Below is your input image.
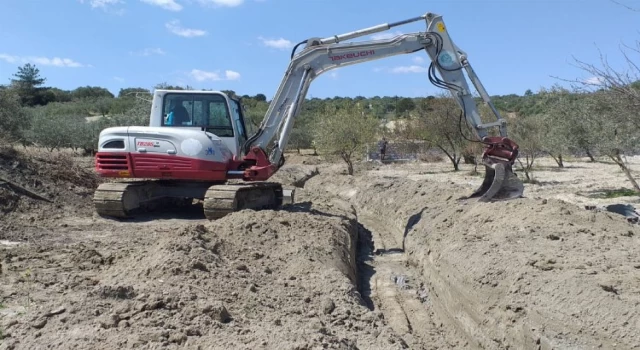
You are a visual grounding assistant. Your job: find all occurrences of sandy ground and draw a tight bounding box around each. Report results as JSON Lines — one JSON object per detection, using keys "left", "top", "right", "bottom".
{"left": 1, "top": 148, "right": 640, "bottom": 349}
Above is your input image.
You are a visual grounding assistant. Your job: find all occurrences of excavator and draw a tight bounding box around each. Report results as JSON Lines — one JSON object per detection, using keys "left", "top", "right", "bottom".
{"left": 92, "top": 12, "right": 524, "bottom": 220}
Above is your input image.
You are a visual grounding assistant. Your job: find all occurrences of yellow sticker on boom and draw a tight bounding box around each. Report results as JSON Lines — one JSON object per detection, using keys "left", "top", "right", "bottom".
{"left": 118, "top": 170, "right": 130, "bottom": 177}
{"left": 437, "top": 22, "right": 445, "bottom": 32}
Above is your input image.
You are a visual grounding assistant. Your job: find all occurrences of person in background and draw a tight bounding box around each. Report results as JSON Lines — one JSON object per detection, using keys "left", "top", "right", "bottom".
{"left": 379, "top": 137, "right": 388, "bottom": 161}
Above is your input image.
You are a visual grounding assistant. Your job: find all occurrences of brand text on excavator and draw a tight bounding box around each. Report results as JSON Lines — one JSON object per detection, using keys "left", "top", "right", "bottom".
{"left": 329, "top": 50, "right": 375, "bottom": 61}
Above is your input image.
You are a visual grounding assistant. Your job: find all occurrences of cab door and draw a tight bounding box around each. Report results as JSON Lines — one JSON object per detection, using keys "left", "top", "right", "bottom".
{"left": 228, "top": 98, "right": 248, "bottom": 155}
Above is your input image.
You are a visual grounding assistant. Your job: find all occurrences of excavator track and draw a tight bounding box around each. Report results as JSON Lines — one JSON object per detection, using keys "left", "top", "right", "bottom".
{"left": 93, "top": 181, "right": 153, "bottom": 218}
{"left": 203, "top": 182, "right": 284, "bottom": 220}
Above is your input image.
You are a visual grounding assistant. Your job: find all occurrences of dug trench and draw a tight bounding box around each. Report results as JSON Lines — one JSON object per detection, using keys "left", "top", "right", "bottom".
{"left": 303, "top": 166, "right": 640, "bottom": 350}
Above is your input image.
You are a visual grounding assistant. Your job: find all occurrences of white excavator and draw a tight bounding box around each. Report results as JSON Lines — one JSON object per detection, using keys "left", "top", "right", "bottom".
{"left": 93, "top": 12, "right": 524, "bottom": 220}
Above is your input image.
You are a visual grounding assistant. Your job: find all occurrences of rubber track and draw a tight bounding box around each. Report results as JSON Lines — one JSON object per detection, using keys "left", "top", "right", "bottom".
{"left": 93, "top": 182, "right": 143, "bottom": 218}
{"left": 203, "top": 182, "right": 283, "bottom": 220}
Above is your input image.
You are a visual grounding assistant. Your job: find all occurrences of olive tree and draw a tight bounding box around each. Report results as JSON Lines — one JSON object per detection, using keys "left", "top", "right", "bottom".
{"left": 0, "top": 88, "right": 31, "bottom": 143}
{"left": 556, "top": 7, "right": 640, "bottom": 192}
{"left": 584, "top": 91, "right": 640, "bottom": 192}
{"left": 510, "top": 115, "right": 546, "bottom": 182}
{"left": 410, "top": 94, "right": 473, "bottom": 171}
{"left": 313, "top": 102, "right": 379, "bottom": 175}
{"left": 546, "top": 89, "right": 600, "bottom": 162}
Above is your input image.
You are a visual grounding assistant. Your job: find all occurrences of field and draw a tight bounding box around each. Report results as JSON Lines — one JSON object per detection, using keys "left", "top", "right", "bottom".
{"left": 1, "top": 148, "right": 639, "bottom": 350}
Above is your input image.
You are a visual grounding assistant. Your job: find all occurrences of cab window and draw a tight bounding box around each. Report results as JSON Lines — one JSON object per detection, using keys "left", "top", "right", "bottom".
{"left": 162, "top": 93, "right": 234, "bottom": 137}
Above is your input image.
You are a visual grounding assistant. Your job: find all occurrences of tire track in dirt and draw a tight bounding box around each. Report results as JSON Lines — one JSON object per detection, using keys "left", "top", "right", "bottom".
{"left": 357, "top": 213, "right": 461, "bottom": 349}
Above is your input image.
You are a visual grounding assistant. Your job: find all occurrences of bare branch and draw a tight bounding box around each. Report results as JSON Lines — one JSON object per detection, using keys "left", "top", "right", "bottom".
{"left": 610, "top": 0, "right": 640, "bottom": 12}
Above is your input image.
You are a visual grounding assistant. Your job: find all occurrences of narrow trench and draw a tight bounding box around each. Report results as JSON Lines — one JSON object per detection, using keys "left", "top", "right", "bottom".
{"left": 355, "top": 221, "right": 376, "bottom": 311}
{"left": 353, "top": 211, "right": 451, "bottom": 349}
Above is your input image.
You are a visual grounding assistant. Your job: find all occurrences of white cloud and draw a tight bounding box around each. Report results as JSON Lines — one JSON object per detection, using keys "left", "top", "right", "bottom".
{"left": 225, "top": 70, "right": 241, "bottom": 80}
{"left": 412, "top": 56, "right": 425, "bottom": 64}
{"left": 390, "top": 65, "right": 428, "bottom": 74}
{"left": 0, "top": 54, "right": 87, "bottom": 67}
{"left": 584, "top": 76, "right": 604, "bottom": 85}
{"left": 189, "top": 69, "right": 241, "bottom": 81}
{"left": 369, "top": 31, "right": 403, "bottom": 41}
{"left": 166, "top": 20, "right": 207, "bottom": 37}
{"left": 197, "top": 0, "right": 244, "bottom": 7}
{"left": 79, "top": 0, "right": 123, "bottom": 8}
{"left": 258, "top": 36, "right": 293, "bottom": 50}
{"left": 114, "top": 76, "right": 125, "bottom": 82}
{"left": 329, "top": 71, "right": 338, "bottom": 79}
{"left": 130, "top": 48, "right": 166, "bottom": 56}
{"left": 79, "top": 0, "right": 125, "bottom": 14}
{"left": 140, "top": 0, "right": 182, "bottom": 11}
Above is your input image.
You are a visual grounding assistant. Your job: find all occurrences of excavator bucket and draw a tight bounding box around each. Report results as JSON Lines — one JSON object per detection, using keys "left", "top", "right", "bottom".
{"left": 467, "top": 162, "right": 524, "bottom": 202}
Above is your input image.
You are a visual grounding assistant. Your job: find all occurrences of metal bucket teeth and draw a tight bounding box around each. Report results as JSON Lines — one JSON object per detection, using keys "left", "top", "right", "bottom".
{"left": 468, "top": 162, "right": 524, "bottom": 202}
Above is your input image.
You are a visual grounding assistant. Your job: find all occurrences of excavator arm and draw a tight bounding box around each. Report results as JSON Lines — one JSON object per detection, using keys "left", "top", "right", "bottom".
{"left": 241, "top": 12, "right": 524, "bottom": 201}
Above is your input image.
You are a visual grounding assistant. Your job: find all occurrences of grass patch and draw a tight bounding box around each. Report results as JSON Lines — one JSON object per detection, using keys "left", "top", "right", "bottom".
{"left": 583, "top": 188, "right": 639, "bottom": 199}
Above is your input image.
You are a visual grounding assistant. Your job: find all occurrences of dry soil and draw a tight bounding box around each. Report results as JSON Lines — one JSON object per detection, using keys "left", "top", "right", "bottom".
{"left": 1, "top": 148, "right": 640, "bottom": 350}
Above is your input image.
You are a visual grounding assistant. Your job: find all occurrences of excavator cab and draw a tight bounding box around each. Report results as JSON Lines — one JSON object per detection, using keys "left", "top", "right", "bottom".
{"left": 153, "top": 90, "right": 249, "bottom": 158}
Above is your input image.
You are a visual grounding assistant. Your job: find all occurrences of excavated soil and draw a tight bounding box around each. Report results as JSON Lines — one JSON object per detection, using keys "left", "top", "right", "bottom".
{"left": 2, "top": 148, "right": 640, "bottom": 350}
{"left": 305, "top": 167, "right": 640, "bottom": 350}
{"left": 0, "top": 147, "right": 99, "bottom": 239}
{"left": 0, "top": 149, "right": 407, "bottom": 350}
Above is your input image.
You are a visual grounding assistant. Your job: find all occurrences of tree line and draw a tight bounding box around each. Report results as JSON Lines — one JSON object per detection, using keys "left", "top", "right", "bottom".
{"left": 1, "top": 53, "right": 639, "bottom": 192}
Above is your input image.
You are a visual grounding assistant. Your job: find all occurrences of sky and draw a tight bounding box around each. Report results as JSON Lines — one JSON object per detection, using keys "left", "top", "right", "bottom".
{"left": 0, "top": 0, "right": 638, "bottom": 99}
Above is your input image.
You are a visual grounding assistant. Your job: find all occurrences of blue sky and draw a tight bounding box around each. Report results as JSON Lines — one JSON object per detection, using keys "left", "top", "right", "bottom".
{"left": 0, "top": 0, "right": 638, "bottom": 99}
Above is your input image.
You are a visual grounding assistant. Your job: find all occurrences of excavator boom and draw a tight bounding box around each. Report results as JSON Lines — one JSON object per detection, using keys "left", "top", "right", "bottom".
{"left": 241, "top": 12, "right": 523, "bottom": 201}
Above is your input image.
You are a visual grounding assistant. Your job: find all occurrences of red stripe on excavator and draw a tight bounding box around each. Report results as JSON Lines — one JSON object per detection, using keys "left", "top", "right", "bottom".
{"left": 95, "top": 152, "right": 228, "bottom": 181}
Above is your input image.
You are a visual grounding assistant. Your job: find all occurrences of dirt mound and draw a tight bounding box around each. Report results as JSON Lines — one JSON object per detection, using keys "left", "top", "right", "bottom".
{"left": 1, "top": 198, "right": 410, "bottom": 350}
{"left": 0, "top": 147, "right": 99, "bottom": 232}
{"left": 271, "top": 164, "right": 320, "bottom": 188}
{"left": 305, "top": 172, "right": 640, "bottom": 349}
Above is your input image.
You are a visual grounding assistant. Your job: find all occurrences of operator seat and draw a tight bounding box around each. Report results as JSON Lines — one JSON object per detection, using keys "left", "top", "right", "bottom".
{"left": 173, "top": 102, "right": 190, "bottom": 125}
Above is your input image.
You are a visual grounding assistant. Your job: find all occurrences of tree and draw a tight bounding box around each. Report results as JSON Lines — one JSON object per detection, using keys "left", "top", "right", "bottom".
{"left": 94, "top": 97, "right": 113, "bottom": 117}
{"left": 545, "top": 88, "right": 599, "bottom": 162}
{"left": 9, "top": 63, "right": 47, "bottom": 106}
{"left": 25, "top": 109, "right": 75, "bottom": 151}
{"left": 534, "top": 86, "right": 574, "bottom": 167}
{"left": 313, "top": 103, "right": 379, "bottom": 175}
{"left": 71, "top": 86, "right": 114, "bottom": 100}
{"left": 555, "top": 10, "right": 640, "bottom": 192}
{"left": 0, "top": 89, "right": 31, "bottom": 143}
{"left": 221, "top": 90, "right": 237, "bottom": 98}
{"left": 396, "top": 97, "right": 415, "bottom": 116}
{"left": 510, "top": 115, "right": 546, "bottom": 182}
{"left": 583, "top": 91, "right": 640, "bottom": 192}
{"left": 408, "top": 95, "right": 473, "bottom": 171}
{"left": 155, "top": 82, "right": 192, "bottom": 90}
{"left": 11, "top": 63, "right": 46, "bottom": 88}
{"left": 254, "top": 93, "right": 267, "bottom": 102}
{"left": 46, "top": 88, "right": 73, "bottom": 103}
{"left": 118, "top": 87, "right": 151, "bottom": 98}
